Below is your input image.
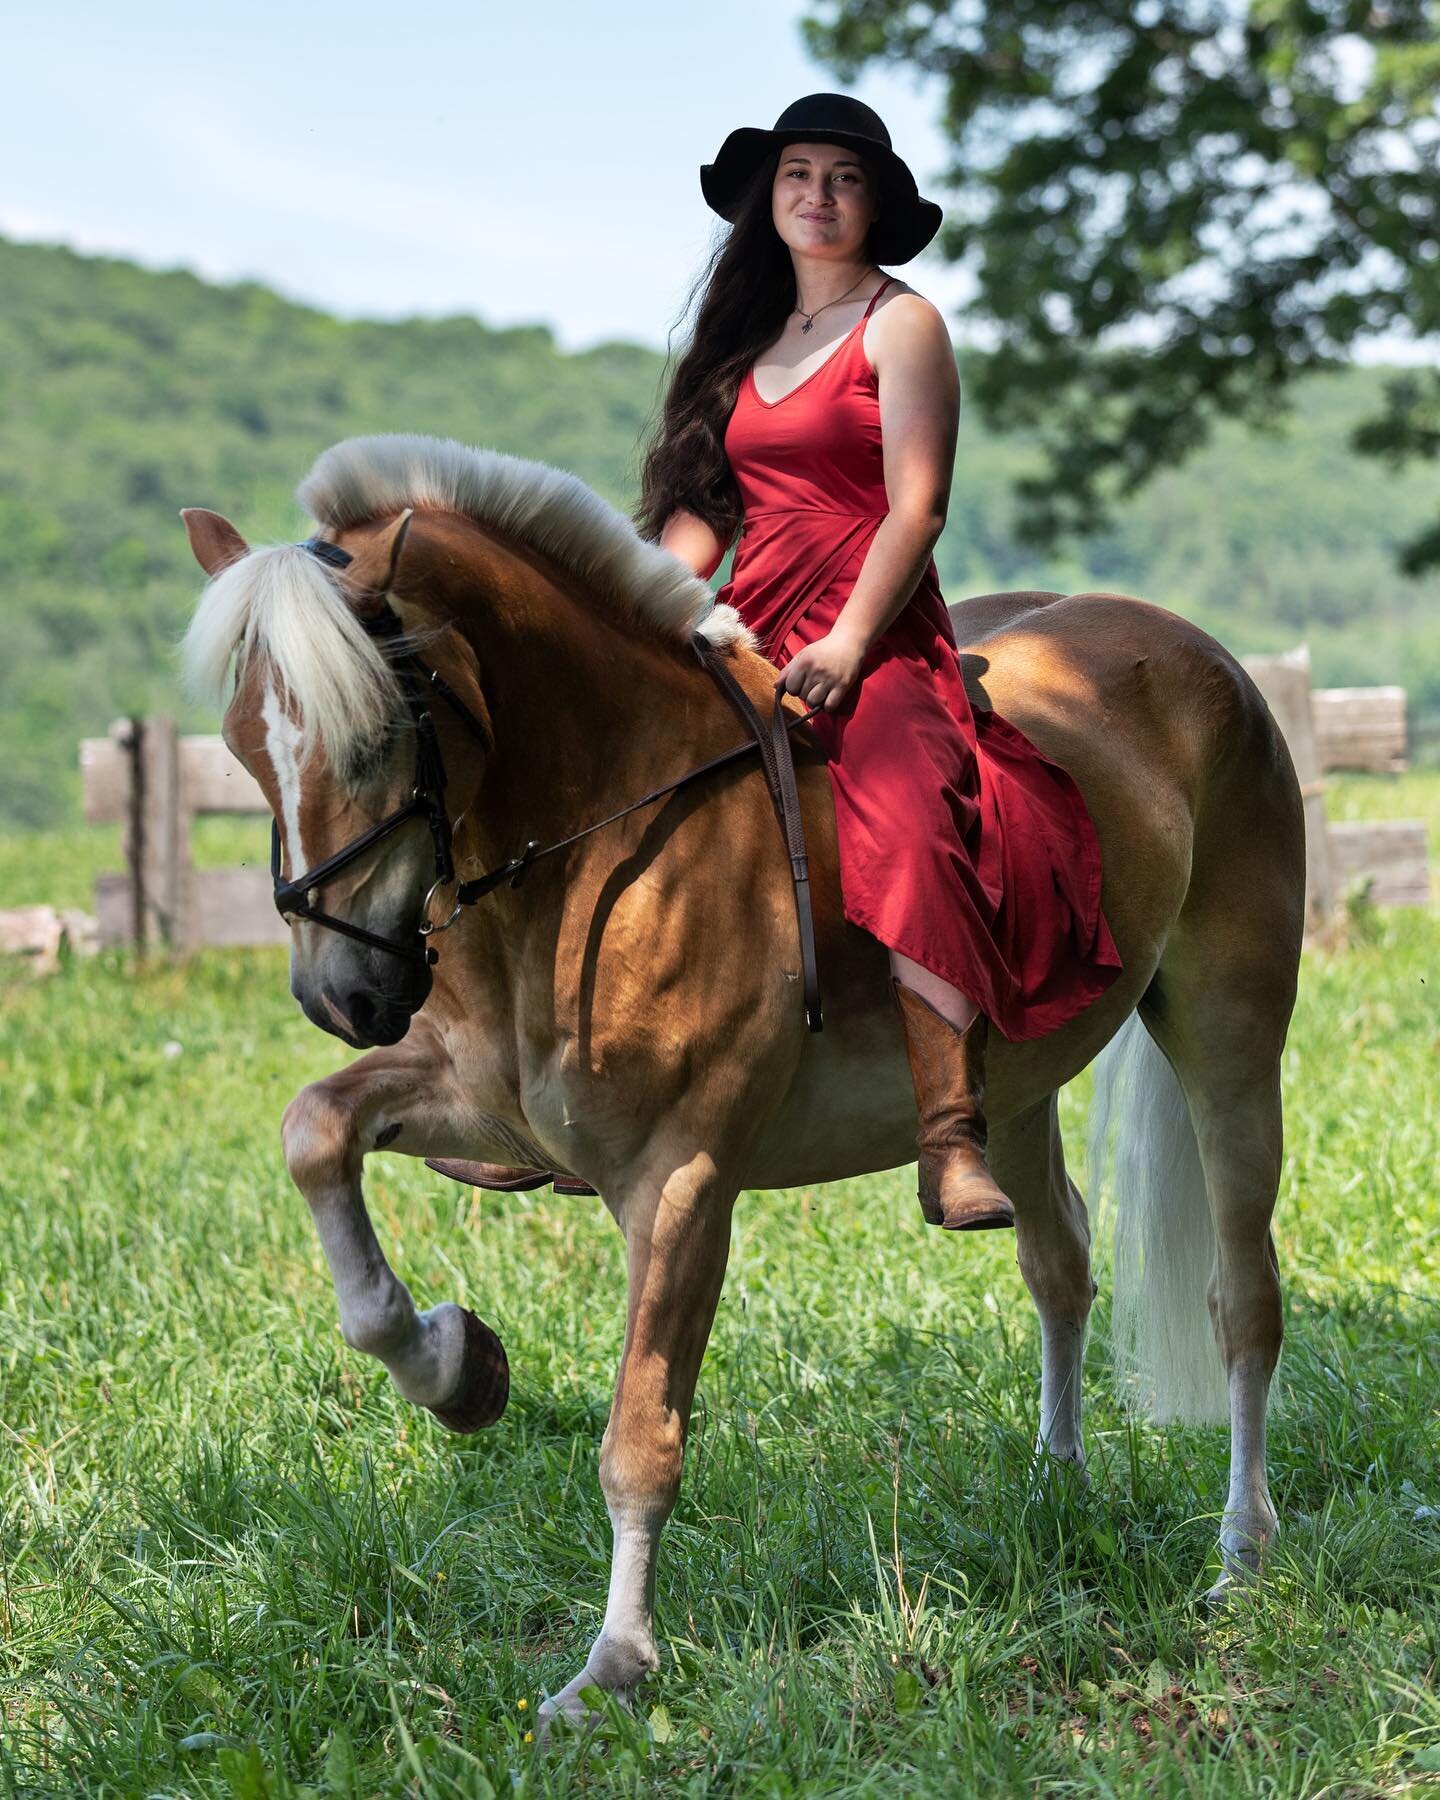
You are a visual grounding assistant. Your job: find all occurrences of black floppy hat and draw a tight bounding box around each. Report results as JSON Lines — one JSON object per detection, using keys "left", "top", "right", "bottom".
{"left": 701, "top": 92, "right": 943, "bottom": 265}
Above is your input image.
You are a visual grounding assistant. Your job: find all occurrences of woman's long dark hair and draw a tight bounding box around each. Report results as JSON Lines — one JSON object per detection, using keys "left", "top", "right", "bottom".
{"left": 634, "top": 150, "right": 875, "bottom": 546}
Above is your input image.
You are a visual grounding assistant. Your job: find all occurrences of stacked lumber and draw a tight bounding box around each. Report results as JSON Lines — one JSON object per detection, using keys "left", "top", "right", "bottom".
{"left": 1312, "top": 686, "right": 1407, "bottom": 774}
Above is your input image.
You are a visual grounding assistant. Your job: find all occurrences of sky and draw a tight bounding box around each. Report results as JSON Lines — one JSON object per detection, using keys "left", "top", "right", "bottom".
{"left": 0, "top": 0, "right": 970, "bottom": 353}
{"left": 4, "top": 1, "right": 1429, "bottom": 363}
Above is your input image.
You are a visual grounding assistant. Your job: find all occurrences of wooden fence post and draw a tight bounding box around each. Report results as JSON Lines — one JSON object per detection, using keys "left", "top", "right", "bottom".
{"left": 81, "top": 722, "right": 284, "bottom": 953}
{"left": 117, "top": 717, "right": 145, "bottom": 949}
{"left": 137, "top": 715, "right": 190, "bottom": 949}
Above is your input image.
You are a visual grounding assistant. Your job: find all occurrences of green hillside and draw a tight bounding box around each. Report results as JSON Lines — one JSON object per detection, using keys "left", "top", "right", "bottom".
{"left": 2, "top": 235, "right": 1437, "bottom": 830}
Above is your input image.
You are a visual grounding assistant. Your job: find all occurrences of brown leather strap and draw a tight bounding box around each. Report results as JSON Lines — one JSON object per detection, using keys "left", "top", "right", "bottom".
{"left": 695, "top": 637, "right": 823, "bottom": 1031}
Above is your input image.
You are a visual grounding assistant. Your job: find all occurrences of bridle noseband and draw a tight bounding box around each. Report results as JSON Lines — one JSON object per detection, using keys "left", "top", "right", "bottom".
{"left": 272, "top": 536, "right": 824, "bottom": 1028}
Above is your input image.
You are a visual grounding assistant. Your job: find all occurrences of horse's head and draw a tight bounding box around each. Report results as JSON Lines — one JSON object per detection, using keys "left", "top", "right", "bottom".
{"left": 180, "top": 507, "right": 493, "bottom": 1048}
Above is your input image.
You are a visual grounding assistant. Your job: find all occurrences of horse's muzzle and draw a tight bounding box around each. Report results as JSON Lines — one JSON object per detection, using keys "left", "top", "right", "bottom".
{"left": 298, "top": 964, "right": 431, "bottom": 1048}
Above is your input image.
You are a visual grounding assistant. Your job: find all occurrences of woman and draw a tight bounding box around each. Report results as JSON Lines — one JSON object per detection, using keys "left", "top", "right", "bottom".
{"left": 634, "top": 92, "right": 1122, "bottom": 1232}
{"left": 444, "top": 94, "right": 1120, "bottom": 1225}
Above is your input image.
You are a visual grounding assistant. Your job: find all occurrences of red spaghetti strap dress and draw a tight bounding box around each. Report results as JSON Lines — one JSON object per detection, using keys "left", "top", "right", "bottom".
{"left": 714, "top": 277, "right": 1123, "bottom": 1042}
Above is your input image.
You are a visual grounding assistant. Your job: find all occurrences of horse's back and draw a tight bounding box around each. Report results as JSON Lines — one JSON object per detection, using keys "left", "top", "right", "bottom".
{"left": 949, "top": 586, "right": 1306, "bottom": 994}
{"left": 950, "top": 589, "right": 1293, "bottom": 809}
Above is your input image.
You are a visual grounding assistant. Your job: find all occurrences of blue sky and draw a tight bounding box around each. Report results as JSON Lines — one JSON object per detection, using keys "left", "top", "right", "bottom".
{"left": 2, "top": 0, "right": 967, "bottom": 351}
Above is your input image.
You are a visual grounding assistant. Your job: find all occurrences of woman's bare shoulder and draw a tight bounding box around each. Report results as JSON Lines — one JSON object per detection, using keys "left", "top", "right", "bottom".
{"left": 864, "top": 281, "right": 954, "bottom": 366}
{"left": 871, "top": 280, "right": 947, "bottom": 332}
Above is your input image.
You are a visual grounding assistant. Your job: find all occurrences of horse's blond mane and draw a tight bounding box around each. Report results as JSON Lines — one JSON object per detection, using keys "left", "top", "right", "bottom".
{"left": 299, "top": 433, "right": 749, "bottom": 652}
{"left": 181, "top": 433, "right": 751, "bottom": 773}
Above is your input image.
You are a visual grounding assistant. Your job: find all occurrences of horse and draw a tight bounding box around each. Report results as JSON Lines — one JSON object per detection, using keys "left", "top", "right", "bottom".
{"left": 180, "top": 432, "right": 1305, "bottom": 1731}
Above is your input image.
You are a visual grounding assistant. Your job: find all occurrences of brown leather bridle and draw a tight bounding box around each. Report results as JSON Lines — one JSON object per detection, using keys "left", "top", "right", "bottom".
{"left": 272, "top": 537, "right": 824, "bottom": 1029}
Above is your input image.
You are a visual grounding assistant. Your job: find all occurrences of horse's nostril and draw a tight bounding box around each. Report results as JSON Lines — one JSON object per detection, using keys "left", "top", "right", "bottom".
{"left": 342, "top": 987, "right": 413, "bottom": 1047}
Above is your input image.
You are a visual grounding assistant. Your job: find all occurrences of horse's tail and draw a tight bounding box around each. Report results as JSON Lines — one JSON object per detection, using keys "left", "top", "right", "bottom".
{"left": 1086, "top": 1013, "right": 1228, "bottom": 1424}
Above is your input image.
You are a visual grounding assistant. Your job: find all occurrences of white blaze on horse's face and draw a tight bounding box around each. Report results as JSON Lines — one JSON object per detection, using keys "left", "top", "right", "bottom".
{"left": 248, "top": 671, "right": 434, "bottom": 1047}
{"left": 262, "top": 680, "right": 308, "bottom": 879}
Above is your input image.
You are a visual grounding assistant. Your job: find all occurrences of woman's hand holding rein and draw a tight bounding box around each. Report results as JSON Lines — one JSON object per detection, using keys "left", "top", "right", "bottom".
{"left": 776, "top": 624, "right": 870, "bottom": 713}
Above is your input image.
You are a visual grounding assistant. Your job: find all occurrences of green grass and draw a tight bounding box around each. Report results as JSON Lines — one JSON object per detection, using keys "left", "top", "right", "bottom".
{"left": 1, "top": 789, "right": 1437, "bottom": 1795}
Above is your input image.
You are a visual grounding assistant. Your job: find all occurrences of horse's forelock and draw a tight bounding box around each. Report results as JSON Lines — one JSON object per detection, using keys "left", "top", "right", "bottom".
{"left": 181, "top": 542, "right": 404, "bottom": 777}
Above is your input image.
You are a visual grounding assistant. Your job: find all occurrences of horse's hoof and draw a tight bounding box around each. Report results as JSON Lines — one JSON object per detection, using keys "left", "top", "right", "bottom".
{"left": 1203, "top": 1546, "right": 1265, "bottom": 1607}
{"left": 427, "top": 1308, "right": 509, "bottom": 1431}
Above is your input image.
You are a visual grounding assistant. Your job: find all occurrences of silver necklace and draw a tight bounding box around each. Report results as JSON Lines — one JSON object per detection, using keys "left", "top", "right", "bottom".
{"left": 794, "top": 269, "right": 875, "bottom": 334}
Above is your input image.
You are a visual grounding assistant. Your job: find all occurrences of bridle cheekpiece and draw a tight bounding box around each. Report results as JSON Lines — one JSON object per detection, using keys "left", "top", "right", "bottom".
{"left": 269, "top": 537, "right": 493, "bottom": 969}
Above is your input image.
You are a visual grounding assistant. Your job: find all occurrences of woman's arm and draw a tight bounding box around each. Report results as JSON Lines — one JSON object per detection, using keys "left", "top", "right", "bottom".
{"left": 660, "top": 508, "right": 733, "bottom": 581}
{"left": 778, "top": 295, "right": 960, "bottom": 711}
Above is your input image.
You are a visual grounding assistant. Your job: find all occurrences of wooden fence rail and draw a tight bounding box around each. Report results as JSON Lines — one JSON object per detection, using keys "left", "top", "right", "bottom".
{"left": 1311, "top": 686, "right": 1408, "bottom": 774}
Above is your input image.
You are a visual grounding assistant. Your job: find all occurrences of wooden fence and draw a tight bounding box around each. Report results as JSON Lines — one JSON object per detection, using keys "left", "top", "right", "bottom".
{"left": 72, "top": 668, "right": 1432, "bottom": 955}
{"left": 80, "top": 716, "right": 285, "bottom": 952}
{"left": 1241, "top": 649, "right": 1430, "bottom": 936}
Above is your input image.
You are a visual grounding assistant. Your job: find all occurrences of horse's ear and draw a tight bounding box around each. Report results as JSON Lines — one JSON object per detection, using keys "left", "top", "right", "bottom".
{"left": 375, "top": 507, "right": 414, "bottom": 593}
{"left": 181, "top": 508, "right": 250, "bottom": 576}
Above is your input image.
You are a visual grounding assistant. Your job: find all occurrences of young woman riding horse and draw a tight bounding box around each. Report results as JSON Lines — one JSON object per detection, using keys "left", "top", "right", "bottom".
{"left": 180, "top": 91, "right": 1304, "bottom": 1736}
{"left": 455, "top": 92, "right": 1122, "bottom": 1227}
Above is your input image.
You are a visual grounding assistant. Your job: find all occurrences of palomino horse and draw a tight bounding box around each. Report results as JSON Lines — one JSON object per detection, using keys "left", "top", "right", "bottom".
{"left": 182, "top": 433, "right": 1304, "bottom": 1729}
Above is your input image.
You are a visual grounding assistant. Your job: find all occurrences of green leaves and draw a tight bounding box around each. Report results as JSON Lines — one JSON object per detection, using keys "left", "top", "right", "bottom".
{"left": 0, "top": 235, "right": 665, "bottom": 832}
{"left": 802, "top": 0, "right": 1440, "bottom": 572}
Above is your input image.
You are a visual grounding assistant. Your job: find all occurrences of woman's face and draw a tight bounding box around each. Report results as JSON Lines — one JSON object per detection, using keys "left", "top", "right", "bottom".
{"left": 771, "top": 141, "right": 879, "bottom": 262}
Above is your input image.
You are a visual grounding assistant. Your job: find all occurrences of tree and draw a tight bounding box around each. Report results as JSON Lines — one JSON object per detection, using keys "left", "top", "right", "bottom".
{"left": 802, "top": 0, "right": 1440, "bottom": 572}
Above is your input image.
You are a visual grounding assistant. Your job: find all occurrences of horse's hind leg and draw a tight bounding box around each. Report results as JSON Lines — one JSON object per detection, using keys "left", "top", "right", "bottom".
{"left": 1141, "top": 941, "right": 1292, "bottom": 1597}
{"left": 282, "top": 1026, "right": 508, "bottom": 1432}
{"left": 996, "top": 1095, "right": 1093, "bottom": 1470}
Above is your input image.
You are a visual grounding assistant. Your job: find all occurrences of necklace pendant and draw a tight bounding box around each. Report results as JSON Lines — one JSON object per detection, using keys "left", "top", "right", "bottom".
{"left": 800, "top": 316, "right": 814, "bottom": 333}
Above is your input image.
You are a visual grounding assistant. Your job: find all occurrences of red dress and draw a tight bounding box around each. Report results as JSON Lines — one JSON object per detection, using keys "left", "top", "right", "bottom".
{"left": 715, "top": 277, "right": 1122, "bottom": 1042}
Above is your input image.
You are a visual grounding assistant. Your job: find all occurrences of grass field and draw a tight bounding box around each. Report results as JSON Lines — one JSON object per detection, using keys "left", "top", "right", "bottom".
{"left": 1, "top": 785, "right": 1437, "bottom": 1796}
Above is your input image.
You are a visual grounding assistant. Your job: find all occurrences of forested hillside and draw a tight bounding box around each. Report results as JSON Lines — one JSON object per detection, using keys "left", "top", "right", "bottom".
{"left": 2, "top": 234, "right": 1437, "bottom": 828}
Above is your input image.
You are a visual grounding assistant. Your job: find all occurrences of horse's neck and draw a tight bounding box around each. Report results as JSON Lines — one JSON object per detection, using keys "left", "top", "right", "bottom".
{"left": 448, "top": 535, "right": 740, "bottom": 861}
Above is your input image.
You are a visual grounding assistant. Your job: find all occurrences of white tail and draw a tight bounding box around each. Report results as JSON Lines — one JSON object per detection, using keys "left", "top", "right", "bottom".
{"left": 1086, "top": 1013, "right": 1228, "bottom": 1424}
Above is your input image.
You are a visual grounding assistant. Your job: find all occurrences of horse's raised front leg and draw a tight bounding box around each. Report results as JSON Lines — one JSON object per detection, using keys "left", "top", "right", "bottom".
{"left": 281, "top": 1027, "right": 509, "bottom": 1432}
{"left": 539, "top": 1149, "right": 736, "bottom": 1734}
{"left": 994, "top": 1095, "right": 1092, "bottom": 1473}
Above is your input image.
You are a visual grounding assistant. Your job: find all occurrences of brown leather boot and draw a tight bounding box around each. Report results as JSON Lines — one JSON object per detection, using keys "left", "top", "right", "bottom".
{"left": 425, "top": 1159, "right": 598, "bottom": 1197}
{"left": 891, "top": 979, "right": 1015, "bottom": 1232}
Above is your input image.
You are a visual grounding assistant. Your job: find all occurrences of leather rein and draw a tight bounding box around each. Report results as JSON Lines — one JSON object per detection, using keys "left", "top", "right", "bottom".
{"left": 270, "top": 537, "right": 825, "bottom": 1030}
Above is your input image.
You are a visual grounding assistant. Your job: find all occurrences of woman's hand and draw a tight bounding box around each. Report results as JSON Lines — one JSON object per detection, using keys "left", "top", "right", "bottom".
{"left": 778, "top": 627, "right": 869, "bottom": 713}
